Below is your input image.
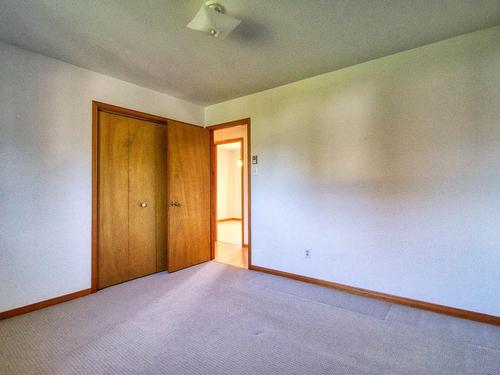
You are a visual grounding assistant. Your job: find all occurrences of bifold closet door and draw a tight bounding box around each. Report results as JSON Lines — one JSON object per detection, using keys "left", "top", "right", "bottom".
{"left": 128, "top": 119, "right": 168, "bottom": 275}
{"left": 167, "top": 120, "right": 211, "bottom": 272}
{"left": 128, "top": 120, "right": 158, "bottom": 279}
{"left": 97, "top": 111, "right": 167, "bottom": 289}
{"left": 98, "top": 112, "right": 130, "bottom": 288}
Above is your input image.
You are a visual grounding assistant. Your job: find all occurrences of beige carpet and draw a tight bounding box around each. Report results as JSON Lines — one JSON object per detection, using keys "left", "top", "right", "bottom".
{"left": 1, "top": 262, "right": 499, "bottom": 374}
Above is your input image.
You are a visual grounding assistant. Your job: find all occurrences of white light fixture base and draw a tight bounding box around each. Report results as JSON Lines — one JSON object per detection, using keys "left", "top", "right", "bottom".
{"left": 187, "top": 1, "right": 241, "bottom": 39}
{"left": 205, "top": 1, "right": 224, "bottom": 13}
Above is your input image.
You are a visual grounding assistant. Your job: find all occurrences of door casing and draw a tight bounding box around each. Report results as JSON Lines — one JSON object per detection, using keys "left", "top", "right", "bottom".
{"left": 208, "top": 119, "right": 252, "bottom": 268}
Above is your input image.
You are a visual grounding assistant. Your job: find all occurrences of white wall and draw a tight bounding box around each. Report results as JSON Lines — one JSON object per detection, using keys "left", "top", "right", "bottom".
{"left": 0, "top": 42, "right": 204, "bottom": 312}
{"left": 217, "top": 147, "right": 242, "bottom": 220}
{"left": 206, "top": 27, "right": 500, "bottom": 316}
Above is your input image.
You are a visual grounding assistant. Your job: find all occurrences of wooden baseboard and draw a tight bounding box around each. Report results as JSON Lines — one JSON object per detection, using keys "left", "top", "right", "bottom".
{"left": 217, "top": 218, "right": 242, "bottom": 222}
{"left": 0, "top": 288, "right": 92, "bottom": 320}
{"left": 249, "top": 265, "right": 500, "bottom": 326}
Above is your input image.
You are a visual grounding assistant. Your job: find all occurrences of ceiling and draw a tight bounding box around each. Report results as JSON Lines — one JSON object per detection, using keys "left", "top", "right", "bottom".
{"left": 1, "top": 1, "right": 498, "bottom": 105}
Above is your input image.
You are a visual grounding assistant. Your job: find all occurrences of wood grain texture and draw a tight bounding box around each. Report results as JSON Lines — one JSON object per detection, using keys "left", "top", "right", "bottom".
{"left": 155, "top": 125, "right": 168, "bottom": 272}
{"left": 0, "top": 289, "right": 92, "bottom": 320}
{"left": 92, "top": 103, "right": 99, "bottom": 292}
{"left": 128, "top": 119, "right": 158, "bottom": 279}
{"left": 247, "top": 120, "right": 252, "bottom": 267}
{"left": 167, "top": 120, "right": 211, "bottom": 272}
{"left": 92, "top": 102, "right": 171, "bottom": 292}
{"left": 98, "top": 112, "right": 130, "bottom": 289}
{"left": 211, "top": 131, "right": 217, "bottom": 248}
{"left": 206, "top": 118, "right": 250, "bottom": 130}
{"left": 250, "top": 265, "right": 500, "bottom": 326}
{"left": 92, "top": 101, "right": 192, "bottom": 125}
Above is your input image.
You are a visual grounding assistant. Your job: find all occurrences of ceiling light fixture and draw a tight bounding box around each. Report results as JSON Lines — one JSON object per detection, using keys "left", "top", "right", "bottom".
{"left": 187, "top": 1, "right": 241, "bottom": 39}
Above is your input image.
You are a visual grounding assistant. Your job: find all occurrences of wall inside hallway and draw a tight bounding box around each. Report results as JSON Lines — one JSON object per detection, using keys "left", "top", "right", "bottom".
{"left": 217, "top": 145, "right": 243, "bottom": 220}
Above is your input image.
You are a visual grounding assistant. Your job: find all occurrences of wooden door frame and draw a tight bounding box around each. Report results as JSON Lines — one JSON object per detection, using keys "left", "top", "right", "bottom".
{"left": 91, "top": 101, "right": 171, "bottom": 293}
{"left": 213, "top": 138, "right": 244, "bottom": 244}
{"left": 207, "top": 118, "right": 252, "bottom": 269}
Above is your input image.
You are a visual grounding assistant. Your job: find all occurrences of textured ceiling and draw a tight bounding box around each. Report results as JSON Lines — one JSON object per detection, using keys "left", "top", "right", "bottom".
{"left": 1, "top": 1, "right": 499, "bottom": 105}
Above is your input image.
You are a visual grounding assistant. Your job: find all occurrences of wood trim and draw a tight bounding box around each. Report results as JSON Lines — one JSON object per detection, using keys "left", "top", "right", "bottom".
{"left": 92, "top": 102, "right": 99, "bottom": 293}
{"left": 247, "top": 119, "right": 252, "bottom": 264}
{"left": 249, "top": 265, "right": 500, "bottom": 326}
{"left": 210, "top": 130, "right": 217, "bottom": 253}
{"left": 92, "top": 101, "right": 173, "bottom": 293}
{"left": 209, "top": 119, "right": 252, "bottom": 268}
{"left": 207, "top": 118, "right": 250, "bottom": 130}
{"left": 217, "top": 218, "right": 242, "bottom": 222}
{"left": 214, "top": 137, "right": 245, "bottom": 145}
{"left": 0, "top": 289, "right": 91, "bottom": 320}
{"left": 239, "top": 138, "right": 245, "bottom": 246}
{"left": 92, "top": 101, "right": 202, "bottom": 128}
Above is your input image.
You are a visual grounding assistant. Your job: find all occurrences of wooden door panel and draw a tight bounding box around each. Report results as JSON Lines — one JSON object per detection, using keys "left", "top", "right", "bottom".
{"left": 167, "top": 121, "right": 211, "bottom": 272}
{"left": 155, "top": 125, "right": 168, "bottom": 272}
{"left": 128, "top": 119, "right": 158, "bottom": 279}
{"left": 98, "top": 112, "right": 129, "bottom": 289}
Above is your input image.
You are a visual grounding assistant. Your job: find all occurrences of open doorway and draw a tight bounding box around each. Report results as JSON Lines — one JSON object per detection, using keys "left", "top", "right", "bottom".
{"left": 209, "top": 120, "right": 250, "bottom": 269}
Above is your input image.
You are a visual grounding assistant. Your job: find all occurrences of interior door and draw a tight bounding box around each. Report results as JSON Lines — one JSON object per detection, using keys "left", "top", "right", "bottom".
{"left": 167, "top": 120, "right": 211, "bottom": 272}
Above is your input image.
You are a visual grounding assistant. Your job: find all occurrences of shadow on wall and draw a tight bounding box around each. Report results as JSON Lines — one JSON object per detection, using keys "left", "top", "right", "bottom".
{"left": 252, "top": 36, "right": 500, "bottom": 297}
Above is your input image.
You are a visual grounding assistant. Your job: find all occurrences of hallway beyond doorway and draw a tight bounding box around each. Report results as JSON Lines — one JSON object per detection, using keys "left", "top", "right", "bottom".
{"left": 215, "top": 219, "right": 247, "bottom": 268}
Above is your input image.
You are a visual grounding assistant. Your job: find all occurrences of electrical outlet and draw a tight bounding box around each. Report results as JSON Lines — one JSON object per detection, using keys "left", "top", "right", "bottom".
{"left": 305, "top": 249, "right": 312, "bottom": 258}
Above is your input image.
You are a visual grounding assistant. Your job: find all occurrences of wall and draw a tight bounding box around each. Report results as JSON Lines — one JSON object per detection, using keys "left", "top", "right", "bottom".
{"left": 0, "top": 42, "right": 204, "bottom": 312}
{"left": 205, "top": 26, "right": 500, "bottom": 316}
{"left": 214, "top": 126, "right": 249, "bottom": 245}
{"left": 217, "top": 146, "right": 242, "bottom": 220}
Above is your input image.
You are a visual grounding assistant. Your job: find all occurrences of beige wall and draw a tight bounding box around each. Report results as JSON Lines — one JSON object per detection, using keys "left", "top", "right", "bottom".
{"left": 206, "top": 26, "right": 500, "bottom": 316}
{"left": 214, "top": 126, "right": 249, "bottom": 245}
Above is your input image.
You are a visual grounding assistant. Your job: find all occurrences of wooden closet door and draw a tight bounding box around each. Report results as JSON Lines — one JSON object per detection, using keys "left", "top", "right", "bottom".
{"left": 98, "top": 111, "right": 168, "bottom": 289}
{"left": 98, "top": 112, "right": 129, "bottom": 289}
{"left": 155, "top": 125, "right": 168, "bottom": 272}
{"left": 167, "top": 121, "right": 211, "bottom": 272}
{"left": 128, "top": 119, "right": 158, "bottom": 279}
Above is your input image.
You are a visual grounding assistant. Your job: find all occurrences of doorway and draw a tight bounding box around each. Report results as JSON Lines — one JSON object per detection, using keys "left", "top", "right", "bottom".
{"left": 209, "top": 120, "right": 251, "bottom": 269}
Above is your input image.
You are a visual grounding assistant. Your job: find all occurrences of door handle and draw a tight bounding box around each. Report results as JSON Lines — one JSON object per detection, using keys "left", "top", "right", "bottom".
{"left": 140, "top": 202, "right": 148, "bottom": 208}
{"left": 170, "top": 201, "right": 180, "bottom": 207}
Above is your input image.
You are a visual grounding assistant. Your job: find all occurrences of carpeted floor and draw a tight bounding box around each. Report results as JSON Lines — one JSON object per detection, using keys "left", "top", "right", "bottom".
{"left": 1, "top": 262, "right": 499, "bottom": 374}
